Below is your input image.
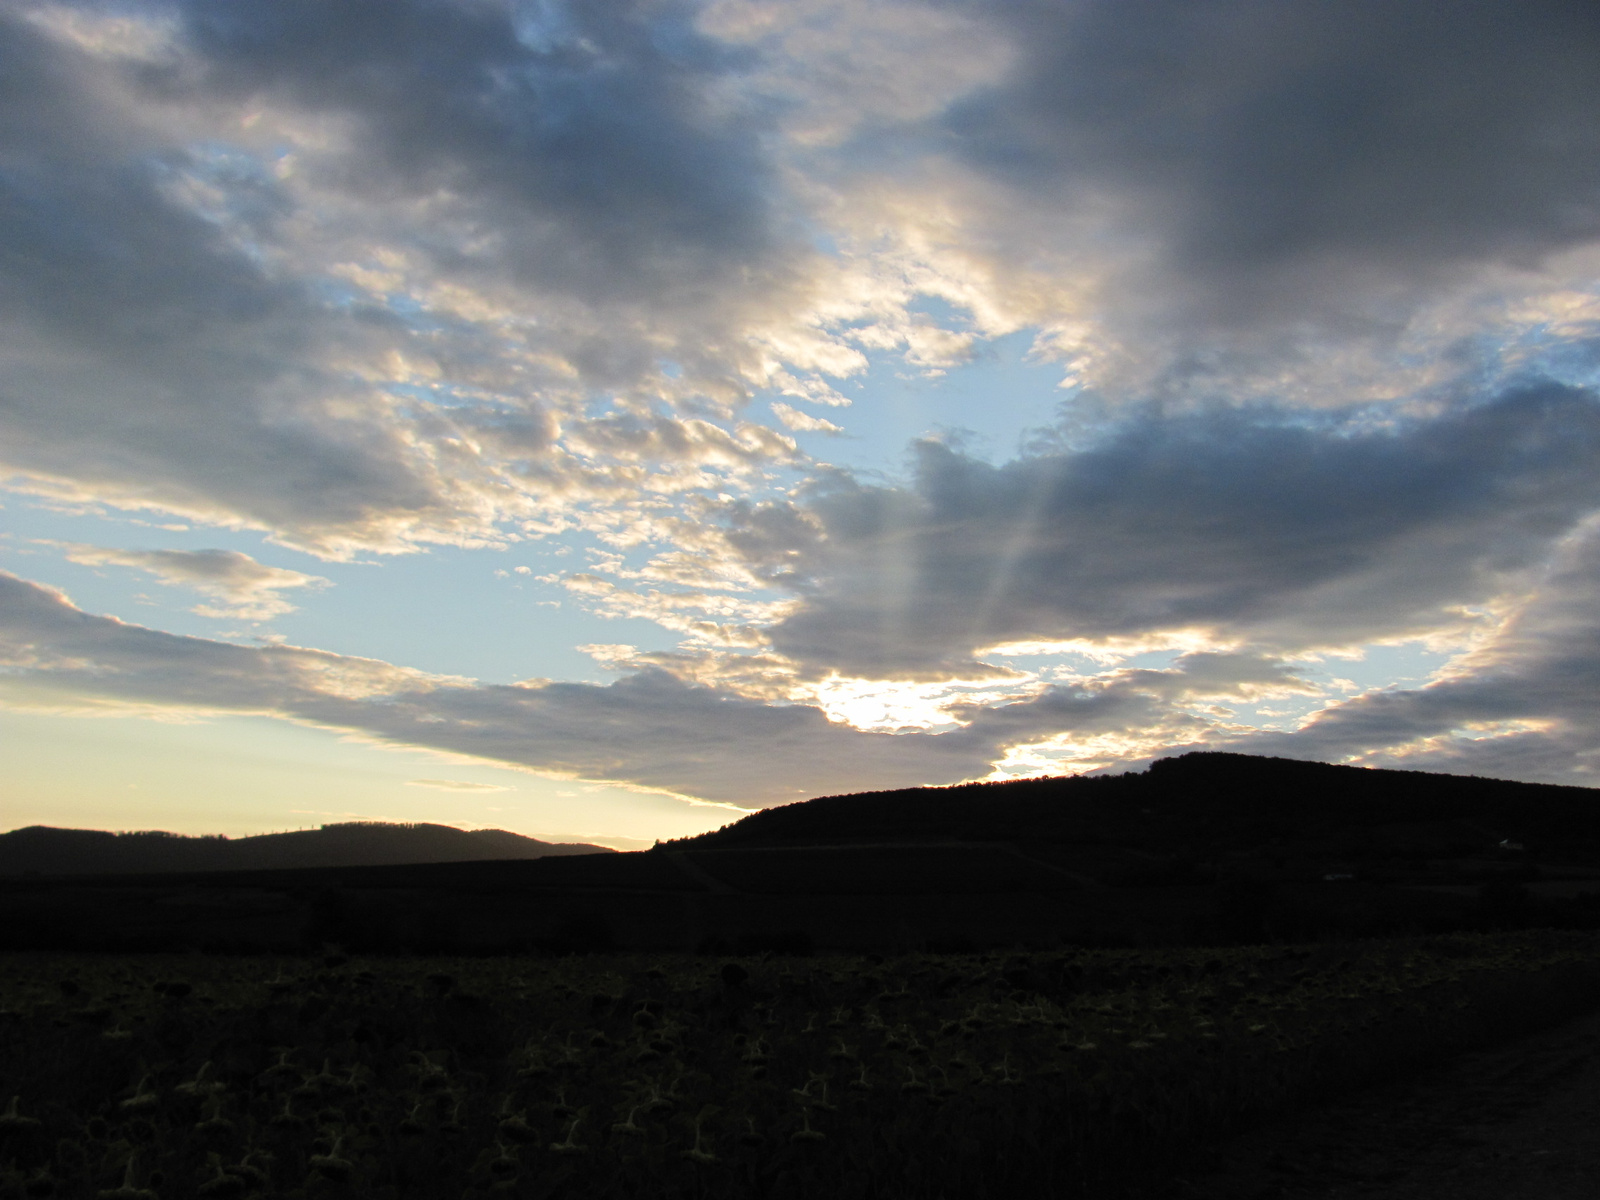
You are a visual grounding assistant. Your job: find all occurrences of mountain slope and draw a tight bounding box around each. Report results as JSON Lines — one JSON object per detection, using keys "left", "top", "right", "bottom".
{"left": 0, "top": 821, "right": 614, "bottom": 877}
{"left": 673, "top": 752, "right": 1600, "bottom": 856}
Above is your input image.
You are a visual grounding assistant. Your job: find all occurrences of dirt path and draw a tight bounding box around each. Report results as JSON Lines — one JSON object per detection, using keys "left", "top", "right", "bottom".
{"left": 1164, "top": 1006, "right": 1600, "bottom": 1199}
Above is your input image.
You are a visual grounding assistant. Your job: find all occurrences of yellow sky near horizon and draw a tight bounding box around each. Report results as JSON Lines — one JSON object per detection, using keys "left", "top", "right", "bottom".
{"left": 0, "top": 708, "right": 734, "bottom": 850}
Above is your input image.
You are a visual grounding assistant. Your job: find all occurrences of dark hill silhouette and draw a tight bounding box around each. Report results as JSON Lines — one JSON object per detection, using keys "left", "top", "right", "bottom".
{"left": 5, "top": 755, "right": 1600, "bottom": 954}
{"left": 0, "top": 821, "right": 613, "bottom": 877}
{"left": 669, "top": 752, "right": 1600, "bottom": 854}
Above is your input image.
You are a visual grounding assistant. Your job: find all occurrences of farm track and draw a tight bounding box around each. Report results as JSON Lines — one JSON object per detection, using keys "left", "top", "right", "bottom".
{"left": 1168, "top": 1004, "right": 1600, "bottom": 1199}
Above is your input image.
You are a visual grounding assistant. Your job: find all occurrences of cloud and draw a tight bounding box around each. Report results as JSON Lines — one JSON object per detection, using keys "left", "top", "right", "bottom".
{"left": 10, "top": 0, "right": 1600, "bottom": 567}
{"left": 9, "top": 0, "right": 1600, "bottom": 801}
{"left": 558, "top": 572, "right": 789, "bottom": 647}
{"left": 944, "top": 1, "right": 1600, "bottom": 329}
{"left": 721, "top": 381, "right": 1600, "bottom": 678}
{"left": 0, "top": 570, "right": 1004, "bottom": 804}
{"left": 685, "top": 0, "right": 1600, "bottom": 411}
{"left": 700, "top": 0, "right": 1014, "bottom": 148}
{"left": 169, "top": 0, "right": 783, "bottom": 303}
{"left": 16, "top": 560, "right": 1600, "bottom": 795}
{"left": 47, "top": 543, "right": 328, "bottom": 620}
{"left": 1232, "top": 518, "right": 1600, "bottom": 785}
{"left": 770, "top": 402, "right": 843, "bottom": 434}
{"left": 0, "top": 1, "right": 836, "bottom": 556}
{"left": 0, "top": 7, "right": 526, "bottom": 555}
{"left": 406, "top": 779, "right": 511, "bottom": 793}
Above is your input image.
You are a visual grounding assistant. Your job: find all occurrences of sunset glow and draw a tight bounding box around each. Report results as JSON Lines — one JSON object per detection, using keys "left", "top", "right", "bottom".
{"left": 6, "top": 0, "right": 1600, "bottom": 842}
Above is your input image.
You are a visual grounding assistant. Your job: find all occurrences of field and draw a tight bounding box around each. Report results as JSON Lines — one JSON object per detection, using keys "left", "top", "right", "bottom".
{"left": 2, "top": 933, "right": 1598, "bottom": 1199}
{"left": 680, "top": 847, "right": 1073, "bottom": 895}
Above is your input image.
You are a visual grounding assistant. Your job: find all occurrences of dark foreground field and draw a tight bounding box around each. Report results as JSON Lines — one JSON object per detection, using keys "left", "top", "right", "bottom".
{"left": 2, "top": 933, "right": 1598, "bottom": 1200}
{"left": 1174, "top": 999, "right": 1600, "bottom": 1199}
{"left": 0, "top": 840, "right": 1587, "bottom": 957}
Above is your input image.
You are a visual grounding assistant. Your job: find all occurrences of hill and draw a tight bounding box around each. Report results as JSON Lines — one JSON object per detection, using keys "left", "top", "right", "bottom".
{"left": 4, "top": 754, "right": 1599, "bottom": 953}
{"left": 0, "top": 821, "right": 614, "bottom": 876}
{"left": 671, "top": 752, "right": 1600, "bottom": 860}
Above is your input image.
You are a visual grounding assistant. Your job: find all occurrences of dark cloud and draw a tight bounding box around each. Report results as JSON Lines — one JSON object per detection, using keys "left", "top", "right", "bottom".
{"left": 947, "top": 0, "right": 1600, "bottom": 317}
{"left": 734, "top": 381, "right": 1600, "bottom": 677}
{"left": 0, "top": 1, "right": 802, "bottom": 553}
{"left": 167, "top": 0, "right": 776, "bottom": 303}
{"left": 0, "top": 15, "right": 287, "bottom": 354}
{"left": 951, "top": 677, "right": 1204, "bottom": 750}
{"left": 0, "top": 9, "right": 518, "bottom": 550}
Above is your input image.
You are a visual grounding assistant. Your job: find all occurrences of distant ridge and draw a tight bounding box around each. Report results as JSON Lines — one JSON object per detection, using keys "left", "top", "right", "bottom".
{"left": 4, "top": 754, "right": 1600, "bottom": 954}
{"left": 0, "top": 821, "right": 614, "bottom": 877}
{"left": 671, "top": 752, "right": 1600, "bottom": 851}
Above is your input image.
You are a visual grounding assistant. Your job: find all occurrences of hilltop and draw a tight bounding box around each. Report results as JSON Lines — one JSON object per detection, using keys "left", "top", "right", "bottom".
{"left": 4, "top": 753, "right": 1599, "bottom": 953}
{"left": 0, "top": 821, "right": 614, "bottom": 877}
{"left": 670, "top": 751, "right": 1600, "bottom": 864}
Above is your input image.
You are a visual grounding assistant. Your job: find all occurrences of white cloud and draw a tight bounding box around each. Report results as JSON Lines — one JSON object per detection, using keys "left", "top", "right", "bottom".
{"left": 45, "top": 543, "right": 328, "bottom": 621}
{"left": 770, "top": 402, "right": 844, "bottom": 434}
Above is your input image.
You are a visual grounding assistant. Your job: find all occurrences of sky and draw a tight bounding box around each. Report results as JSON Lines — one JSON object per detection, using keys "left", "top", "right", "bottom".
{"left": 6, "top": 0, "right": 1600, "bottom": 848}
